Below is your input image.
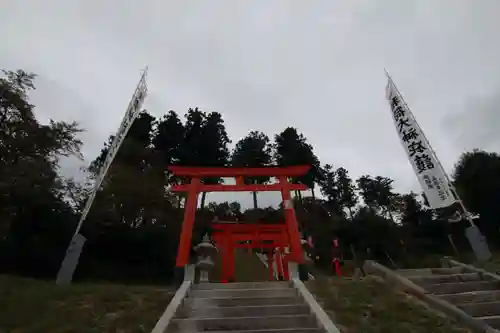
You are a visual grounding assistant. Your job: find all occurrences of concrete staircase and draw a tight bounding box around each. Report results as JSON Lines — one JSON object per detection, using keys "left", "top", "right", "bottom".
{"left": 166, "top": 281, "right": 326, "bottom": 333}
{"left": 398, "top": 266, "right": 500, "bottom": 330}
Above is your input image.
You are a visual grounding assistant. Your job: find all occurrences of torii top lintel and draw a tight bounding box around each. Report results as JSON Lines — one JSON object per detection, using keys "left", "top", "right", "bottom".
{"left": 168, "top": 165, "right": 311, "bottom": 178}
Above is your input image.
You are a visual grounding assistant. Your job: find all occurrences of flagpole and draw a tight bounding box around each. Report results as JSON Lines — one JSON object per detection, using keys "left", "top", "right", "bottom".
{"left": 57, "top": 67, "right": 149, "bottom": 285}
{"left": 71, "top": 66, "right": 149, "bottom": 238}
{"left": 385, "top": 70, "right": 474, "bottom": 226}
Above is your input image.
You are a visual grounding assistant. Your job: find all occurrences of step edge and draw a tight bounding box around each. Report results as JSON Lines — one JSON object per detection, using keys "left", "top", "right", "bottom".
{"left": 192, "top": 288, "right": 296, "bottom": 293}
{"left": 193, "top": 283, "right": 293, "bottom": 290}
{"left": 186, "top": 295, "right": 298, "bottom": 301}
{"left": 438, "top": 290, "right": 500, "bottom": 296}
{"left": 435, "top": 288, "right": 500, "bottom": 296}
{"left": 428, "top": 281, "right": 499, "bottom": 286}
{"left": 457, "top": 300, "right": 500, "bottom": 307}
{"left": 187, "top": 301, "right": 301, "bottom": 308}
{"left": 172, "top": 314, "right": 315, "bottom": 322}
{"left": 411, "top": 272, "right": 482, "bottom": 279}
{"left": 188, "top": 294, "right": 297, "bottom": 300}
{"left": 186, "top": 328, "right": 321, "bottom": 333}
{"left": 477, "top": 314, "right": 500, "bottom": 320}
{"left": 184, "top": 304, "right": 309, "bottom": 310}
{"left": 189, "top": 294, "right": 297, "bottom": 299}
{"left": 196, "top": 282, "right": 291, "bottom": 285}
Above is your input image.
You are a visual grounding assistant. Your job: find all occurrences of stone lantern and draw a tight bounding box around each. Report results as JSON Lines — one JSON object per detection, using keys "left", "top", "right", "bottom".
{"left": 193, "top": 233, "right": 217, "bottom": 282}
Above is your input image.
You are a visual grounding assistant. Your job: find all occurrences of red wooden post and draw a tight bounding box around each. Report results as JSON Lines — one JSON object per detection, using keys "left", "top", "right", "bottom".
{"left": 221, "top": 234, "right": 230, "bottom": 283}
{"left": 175, "top": 177, "right": 200, "bottom": 267}
{"left": 228, "top": 238, "right": 235, "bottom": 282}
{"left": 278, "top": 176, "right": 304, "bottom": 263}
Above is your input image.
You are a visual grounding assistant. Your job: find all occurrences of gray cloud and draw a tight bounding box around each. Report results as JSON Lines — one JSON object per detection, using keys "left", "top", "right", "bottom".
{"left": 444, "top": 89, "right": 500, "bottom": 155}
{"left": 2, "top": 0, "right": 500, "bottom": 208}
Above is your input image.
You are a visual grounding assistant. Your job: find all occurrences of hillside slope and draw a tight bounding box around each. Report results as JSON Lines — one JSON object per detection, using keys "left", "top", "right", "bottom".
{"left": 0, "top": 275, "right": 174, "bottom": 333}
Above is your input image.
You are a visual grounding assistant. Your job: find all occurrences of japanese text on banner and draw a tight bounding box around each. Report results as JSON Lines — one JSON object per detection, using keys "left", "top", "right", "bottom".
{"left": 386, "top": 80, "right": 456, "bottom": 209}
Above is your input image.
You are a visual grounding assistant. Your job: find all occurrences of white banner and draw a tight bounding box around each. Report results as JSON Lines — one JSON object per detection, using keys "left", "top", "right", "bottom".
{"left": 386, "top": 78, "right": 456, "bottom": 209}
{"left": 76, "top": 69, "right": 148, "bottom": 234}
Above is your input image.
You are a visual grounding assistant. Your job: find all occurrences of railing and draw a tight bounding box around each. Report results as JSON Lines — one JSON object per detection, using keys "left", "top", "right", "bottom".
{"left": 150, "top": 265, "right": 195, "bottom": 333}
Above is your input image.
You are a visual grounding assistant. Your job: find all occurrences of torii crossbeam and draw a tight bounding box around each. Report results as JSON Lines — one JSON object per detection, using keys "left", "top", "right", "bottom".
{"left": 169, "top": 165, "right": 310, "bottom": 269}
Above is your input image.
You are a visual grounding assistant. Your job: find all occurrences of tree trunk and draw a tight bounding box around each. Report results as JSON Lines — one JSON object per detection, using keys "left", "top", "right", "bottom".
{"left": 297, "top": 191, "right": 302, "bottom": 201}
{"left": 311, "top": 187, "right": 316, "bottom": 200}
{"left": 252, "top": 191, "right": 258, "bottom": 209}
{"left": 252, "top": 179, "right": 259, "bottom": 209}
{"left": 348, "top": 207, "right": 354, "bottom": 220}
{"left": 200, "top": 192, "right": 207, "bottom": 209}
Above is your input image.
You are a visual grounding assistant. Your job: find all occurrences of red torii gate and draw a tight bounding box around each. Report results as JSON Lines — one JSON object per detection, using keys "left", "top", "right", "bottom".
{"left": 212, "top": 222, "right": 290, "bottom": 282}
{"left": 169, "top": 165, "right": 310, "bottom": 272}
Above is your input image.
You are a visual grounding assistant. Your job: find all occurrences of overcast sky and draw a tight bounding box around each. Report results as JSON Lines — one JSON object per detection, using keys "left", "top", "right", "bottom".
{"left": 2, "top": 0, "right": 500, "bottom": 208}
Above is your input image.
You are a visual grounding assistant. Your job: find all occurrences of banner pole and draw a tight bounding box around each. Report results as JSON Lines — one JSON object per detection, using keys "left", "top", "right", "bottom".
{"left": 56, "top": 67, "right": 148, "bottom": 285}
{"left": 385, "top": 69, "right": 490, "bottom": 261}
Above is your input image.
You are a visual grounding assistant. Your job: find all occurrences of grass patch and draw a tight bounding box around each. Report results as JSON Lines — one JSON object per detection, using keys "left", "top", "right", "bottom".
{"left": 0, "top": 275, "right": 174, "bottom": 333}
{"left": 307, "top": 276, "right": 471, "bottom": 333}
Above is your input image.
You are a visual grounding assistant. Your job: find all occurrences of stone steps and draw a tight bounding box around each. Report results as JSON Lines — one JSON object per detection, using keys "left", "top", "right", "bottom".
{"left": 398, "top": 267, "right": 465, "bottom": 277}
{"left": 188, "top": 329, "right": 321, "bottom": 333}
{"left": 457, "top": 301, "right": 500, "bottom": 317}
{"left": 193, "top": 281, "right": 292, "bottom": 290}
{"left": 430, "top": 267, "right": 468, "bottom": 275}
{"left": 172, "top": 314, "right": 318, "bottom": 331}
{"left": 438, "top": 290, "right": 500, "bottom": 304}
{"left": 403, "top": 268, "right": 499, "bottom": 295}
{"left": 185, "top": 295, "right": 299, "bottom": 308}
{"left": 410, "top": 272, "right": 490, "bottom": 285}
{"left": 478, "top": 315, "right": 500, "bottom": 329}
{"left": 191, "top": 287, "right": 297, "bottom": 299}
{"left": 397, "top": 263, "right": 500, "bottom": 330}
{"left": 167, "top": 281, "right": 325, "bottom": 333}
{"left": 177, "top": 304, "right": 310, "bottom": 318}
{"left": 426, "top": 281, "right": 500, "bottom": 295}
